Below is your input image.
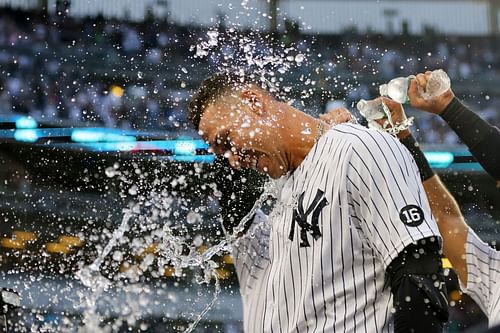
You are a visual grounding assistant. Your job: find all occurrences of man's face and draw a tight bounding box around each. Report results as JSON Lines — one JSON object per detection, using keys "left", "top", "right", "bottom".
{"left": 198, "top": 89, "right": 289, "bottom": 179}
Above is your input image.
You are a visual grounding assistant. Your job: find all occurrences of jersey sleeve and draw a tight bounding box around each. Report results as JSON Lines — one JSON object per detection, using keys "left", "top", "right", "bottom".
{"left": 440, "top": 97, "right": 500, "bottom": 180}
{"left": 462, "top": 228, "right": 500, "bottom": 317}
{"left": 345, "top": 129, "right": 441, "bottom": 269}
{"left": 231, "top": 209, "right": 271, "bottom": 295}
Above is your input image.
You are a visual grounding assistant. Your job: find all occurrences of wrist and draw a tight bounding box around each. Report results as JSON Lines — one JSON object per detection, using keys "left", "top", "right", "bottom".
{"left": 431, "top": 93, "right": 455, "bottom": 115}
{"left": 397, "top": 129, "right": 411, "bottom": 140}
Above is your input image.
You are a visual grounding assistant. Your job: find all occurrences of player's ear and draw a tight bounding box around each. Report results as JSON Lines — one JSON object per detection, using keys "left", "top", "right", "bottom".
{"left": 241, "top": 89, "right": 266, "bottom": 116}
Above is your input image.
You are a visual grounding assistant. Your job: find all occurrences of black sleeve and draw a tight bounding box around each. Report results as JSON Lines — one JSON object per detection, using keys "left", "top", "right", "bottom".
{"left": 440, "top": 97, "right": 500, "bottom": 180}
{"left": 478, "top": 324, "right": 500, "bottom": 333}
{"left": 212, "top": 158, "right": 267, "bottom": 234}
{"left": 386, "top": 238, "right": 449, "bottom": 333}
{"left": 400, "top": 135, "right": 435, "bottom": 181}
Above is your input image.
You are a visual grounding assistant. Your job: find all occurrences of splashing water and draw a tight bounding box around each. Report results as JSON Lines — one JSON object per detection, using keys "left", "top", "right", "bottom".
{"left": 380, "top": 100, "right": 415, "bottom": 136}
{"left": 183, "top": 279, "right": 221, "bottom": 333}
{"left": 75, "top": 210, "right": 133, "bottom": 332}
{"left": 74, "top": 10, "right": 350, "bottom": 332}
{"left": 74, "top": 162, "right": 280, "bottom": 333}
{"left": 189, "top": 26, "right": 317, "bottom": 101}
{"left": 192, "top": 30, "right": 220, "bottom": 58}
{"left": 89, "top": 210, "right": 133, "bottom": 273}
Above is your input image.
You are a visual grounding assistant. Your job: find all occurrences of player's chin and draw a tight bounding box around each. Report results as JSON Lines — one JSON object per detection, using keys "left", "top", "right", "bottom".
{"left": 261, "top": 163, "right": 286, "bottom": 179}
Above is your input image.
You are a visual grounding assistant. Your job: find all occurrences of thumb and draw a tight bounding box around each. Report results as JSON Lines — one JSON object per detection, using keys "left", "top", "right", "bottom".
{"left": 407, "top": 78, "right": 428, "bottom": 109}
{"left": 407, "top": 79, "right": 420, "bottom": 101}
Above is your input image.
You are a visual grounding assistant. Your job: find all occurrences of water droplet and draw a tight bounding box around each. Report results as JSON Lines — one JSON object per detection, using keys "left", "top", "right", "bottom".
{"left": 112, "top": 251, "right": 123, "bottom": 262}
{"left": 301, "top": 127, "right": 312, "bottom": 135}
{"left": 186, "top": 211, "right": 201, "bottom": 224}
{"left": 105, "top": 167, "right": 115, "bottom": 178}
{"left": 193, "top": 235, "right": 203, "bottom": 247}
{"left": 295, "top": 54, "right": 305, "bottom": 64}
{"left": 128, "top": 185, "right": 138, "bottom": 195}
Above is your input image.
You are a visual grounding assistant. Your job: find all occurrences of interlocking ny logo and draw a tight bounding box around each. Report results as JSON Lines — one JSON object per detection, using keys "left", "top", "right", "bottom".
{"left": 289, "top": 189, "right": 329, "bottom": 247}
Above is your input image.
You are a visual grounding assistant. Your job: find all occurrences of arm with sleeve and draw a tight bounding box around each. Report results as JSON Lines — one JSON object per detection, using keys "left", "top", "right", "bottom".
{"left": 346, "top": 132, "right": 448, "bottom": 332}
{"left": 440, "top": 98, "right": 500, "bottom": 181}
{"left": 463, "top": 228, "right": 500, "bottom": 326}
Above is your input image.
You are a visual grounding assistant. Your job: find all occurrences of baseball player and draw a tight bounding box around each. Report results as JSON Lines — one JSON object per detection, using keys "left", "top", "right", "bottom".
{"left": 189, "top": 72, "right": 448, "bottom": 332}
{"left": 367, "top": 75, "right": 500, "bottom": 328}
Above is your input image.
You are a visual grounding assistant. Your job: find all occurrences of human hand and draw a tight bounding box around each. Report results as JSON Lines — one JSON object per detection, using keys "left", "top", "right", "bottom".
{"left": 372, "top": 97, "right": 411, "bottom": 139}
{"left": 320, "top": 107, "right": 355, "bottom": 125}
{"left": 408, "top": 71, "right": 455, "bottom": 115}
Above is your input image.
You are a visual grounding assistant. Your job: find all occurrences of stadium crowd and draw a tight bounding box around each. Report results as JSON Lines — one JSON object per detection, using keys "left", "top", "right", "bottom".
{"left": 0, "top": 7, "right": 499, "bottom": 144}
{"left": 0, "top": 6, "right": 499, "bottom": 333}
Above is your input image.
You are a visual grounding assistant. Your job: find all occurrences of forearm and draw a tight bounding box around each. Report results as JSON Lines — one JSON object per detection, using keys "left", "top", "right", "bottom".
{"left": 422, "top": 176, "right": 468, "bottom": 285}
{"left": 440, "top": 98, "right": 500, "bottom": 181}
{"left": 399, "top": 134, "right": 469, "bottom": 285}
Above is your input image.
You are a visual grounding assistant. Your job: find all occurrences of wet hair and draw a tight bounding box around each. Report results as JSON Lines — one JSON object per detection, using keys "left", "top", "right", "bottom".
{"left": 188, "top": 71, "right": 274, "bottom": 130}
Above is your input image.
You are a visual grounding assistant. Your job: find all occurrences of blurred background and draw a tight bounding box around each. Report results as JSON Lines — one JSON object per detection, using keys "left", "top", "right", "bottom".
{"left": 0, "top": 0, "right": 499, "bottom": 332}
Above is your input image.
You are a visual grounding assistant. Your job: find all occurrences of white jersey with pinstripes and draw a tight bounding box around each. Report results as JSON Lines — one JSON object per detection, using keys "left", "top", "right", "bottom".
{"left": 231, "top": 123, "right": 442, "bottom": 333}
{"left": 463, "top": 228, "right": 500, "bottom": 326}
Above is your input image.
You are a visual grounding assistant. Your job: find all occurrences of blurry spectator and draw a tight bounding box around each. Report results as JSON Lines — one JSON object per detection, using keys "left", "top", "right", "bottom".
{"left": 0, "top": 6, "right": 498, "bottom": 143}
{"left": 121, "top": 25, "right": 142, "bottom": 54}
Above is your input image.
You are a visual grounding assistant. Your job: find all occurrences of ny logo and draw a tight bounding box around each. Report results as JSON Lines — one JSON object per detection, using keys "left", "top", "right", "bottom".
{"left": 289, "top": 189, "right": 329, "bottom": 247}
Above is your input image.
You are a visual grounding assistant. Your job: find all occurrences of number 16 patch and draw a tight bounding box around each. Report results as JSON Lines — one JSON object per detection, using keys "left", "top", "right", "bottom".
{"left": 399, "top": 205, "right": 424, "bottom": 227}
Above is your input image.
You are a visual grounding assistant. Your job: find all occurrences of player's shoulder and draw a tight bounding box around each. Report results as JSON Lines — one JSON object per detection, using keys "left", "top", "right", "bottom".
{"left": 328, "top": 123, "right": 398, "bottom": 148}
{"left": 327, "top": 123, "right": 378, "bottom": 140}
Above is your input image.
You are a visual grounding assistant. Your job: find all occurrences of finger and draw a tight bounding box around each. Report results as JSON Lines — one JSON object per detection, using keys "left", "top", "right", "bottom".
{"left": 415, "top": 73, "right": 427, "bottom": 88}
{"left": 320, "top": 115, "right": 337, "bottom": 125}
{"left": 424, "top": 71, "right": 433, "bottom": 81}
{"left": 319, "top": 113, "right": 337, "bottom": 124}
{"left": 336, "top": 113, "right": 353, "bottom": 124}
{"left": 370, "top": 119, "right": 386, "bottom": 130}
{"left": 336, "top": 107, "right": 353, "bottom": 119}
{"left": 407, "top": 79, "right": 420, "bottom": 100}
{"left": 321, "top": 107, "right": 353, "bottom": 124}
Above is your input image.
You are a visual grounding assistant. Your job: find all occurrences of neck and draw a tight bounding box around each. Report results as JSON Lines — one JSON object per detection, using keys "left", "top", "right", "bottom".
{"left": 282, "top": 106, "right": 325, "bottom": 171}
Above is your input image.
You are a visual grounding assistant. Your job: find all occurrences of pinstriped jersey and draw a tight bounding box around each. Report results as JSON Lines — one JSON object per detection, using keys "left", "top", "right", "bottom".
{"left": 232, "top": 123, "right": 441, "bottom": 332}
{"left": 463, "top": 228, "right": 500, "bottom": 326}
